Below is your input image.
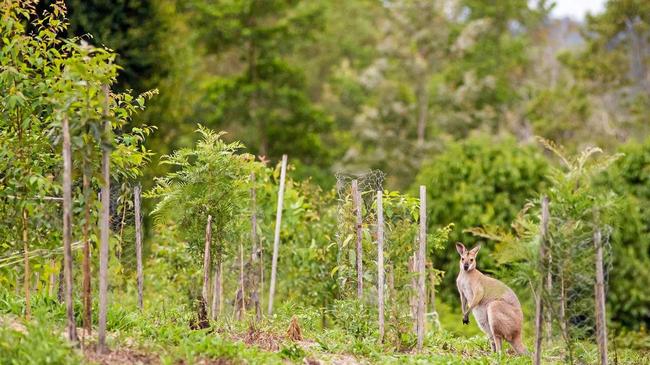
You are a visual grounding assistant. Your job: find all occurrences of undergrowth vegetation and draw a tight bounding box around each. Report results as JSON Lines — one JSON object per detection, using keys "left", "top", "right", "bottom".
{"left": 3, "top": 282, "right": 649, "bottom": 365}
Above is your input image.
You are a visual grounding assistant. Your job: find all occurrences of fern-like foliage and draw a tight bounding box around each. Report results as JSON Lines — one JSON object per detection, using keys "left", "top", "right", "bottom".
{"left": 145, "top": 126, "right": 256, "bottom": 258}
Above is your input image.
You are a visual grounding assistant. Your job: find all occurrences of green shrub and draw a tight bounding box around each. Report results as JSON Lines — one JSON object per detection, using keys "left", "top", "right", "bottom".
{"left": 0, "top": 316, "right": 82, "bottom": 365}
{"left": 601, "top": 139, "right": 650, "bottom": 329}
{"left": 279, "top": 342, "right": 306, "bottom": 361}
{"left": 331, "top": 299, "right": 375, "bottom": 339}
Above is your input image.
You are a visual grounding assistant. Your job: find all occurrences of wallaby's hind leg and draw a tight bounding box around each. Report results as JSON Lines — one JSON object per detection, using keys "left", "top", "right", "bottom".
{"left": 487, "top": 301, "right": 510, "bottom": 353}
{"left": 487, "top": 301, "right": 527, "bottom": 355}
{"left": 493, "top": 335, "right": 502, "bottom": 352}
{"left": 473, "top": 306, "right": 496, "bottom": 352}
{"left": 509, "top": 333, "right": 528, "bottom": 355}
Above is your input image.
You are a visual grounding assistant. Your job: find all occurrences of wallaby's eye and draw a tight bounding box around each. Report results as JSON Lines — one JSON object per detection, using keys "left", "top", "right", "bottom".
{"left": 470, "top": 258, "right": 474, "bottom": 262}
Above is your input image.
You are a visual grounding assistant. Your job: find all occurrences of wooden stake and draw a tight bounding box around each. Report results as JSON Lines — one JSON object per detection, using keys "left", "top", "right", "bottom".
{"left": 376, "top": 190, "right": 385, "bottom": 342}
{"left": 416, "top": 185, "right": 426, "bottom": 351}
{"left": 62, "top": 115, "right": 78, "bottom": 343}
{"left": 97, "top": 87, "right": 110, "bottom": 352}
{"left": 594, "top": 228, "right": 608, "bottom": 365}
{"left": 22, "top": 208, "right": 30, "bottom": 320}
{"left": 268, "top": 154, "right": 287, "bottom": 315}
{"left": 134, "top": 184, "right": 144, "bottom": 311}
{"left": 351, "top": 180, "right": 363, "bottom": 299}
{"left": 202, "top": 215, "right": 212, "bottom": 312}
{"left": 534, "top": 195, "right": 549, "bottom": 365}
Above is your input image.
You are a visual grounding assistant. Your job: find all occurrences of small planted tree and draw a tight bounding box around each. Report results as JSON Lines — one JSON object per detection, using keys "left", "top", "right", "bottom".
{"left": 149, "top": 127, "right": 251, "bottom": 321}
{"left": 1, "top": 3, "right": 155, "bottom": 349}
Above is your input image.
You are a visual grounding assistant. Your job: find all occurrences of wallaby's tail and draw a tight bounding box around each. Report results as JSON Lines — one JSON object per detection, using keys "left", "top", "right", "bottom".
{"left": 512, "top": 333, "right": 528, "bottom": 355}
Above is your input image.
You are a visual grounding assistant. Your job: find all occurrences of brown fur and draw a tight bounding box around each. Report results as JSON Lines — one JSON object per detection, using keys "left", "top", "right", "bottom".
{"left": 455, "top": 242, "right": 527, "bottom": 355}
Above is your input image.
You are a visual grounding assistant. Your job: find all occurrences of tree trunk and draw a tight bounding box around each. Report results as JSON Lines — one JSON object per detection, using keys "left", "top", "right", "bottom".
{"left": 202, "top": 215, "right": 212, "bottom": 313}
{"left": 57, "top": 258, "right": 64, "bottom": 303}
{"left": 594, "top": 228, "right": 608, "bottom": 365}
{"left": 117, "top": 198, "right": 127, "bottom": 260}
{"left": 22, "top": 208, "right": 30, "bottom": 320}
{"left": 49, "top": 259, "right": 56, "bottom": 297}
{"left": 33, "top": 271, "right": 39, "bottom": 294}
{"left": 82, "top": 166, "right": 92, "bottom": 335}
{"left": 268, "top": 154, "right": 287, "bottom": 315}
{"left": 211, "top": 256, "right": 223, "bottom": 321}
{"left": 351, "top": 179, "right": 363, "bottom": 299}
{"left": 134, "top": 184, "right": 144, "bottom": 311}
{"left": 428, "top": 261, "right": 440, "bottom": 330}
{"left": 545, "top": 255, "right": 553, "bottom": 341}
{"left": 409, "top": 254, "right": 417, "bottom": 330}
{"left": 97, "top": 87, "right": 111, "bottom": 353}
{"left": 388, "top": 264, "right": 395, "bottom": 304}
{"left": 534, "top": 195, "right": 549, "bottom": 365}
{"left": 259, "top": 237, "right": 264, "bottom": 318}
{"left": 238, "top": 242, "right": 246, "bottom": 320}
{"left": 416, "top": 186, "right": 426, "bottom": 351}
{"left": 376, "top": 190, "right": 385, "bottom": 342}
{"left": 218, "top": 260, "right": 223, "bottom": 317}
{"left": 559, "top": 268, "right": 568, "bottom": 341}
{"left": 250, "top": 172, "right": 261, "bottom": 320}
{"left": 416, "top": 78, "right": 429, "bottom": 145}
{"left": 62, "top": 115, "right": 78, "bottom": 343}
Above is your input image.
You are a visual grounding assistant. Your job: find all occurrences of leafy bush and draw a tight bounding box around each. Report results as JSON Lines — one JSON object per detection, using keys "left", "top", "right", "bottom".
{"left": 386, "top": 308, "right": 417, "bottom": 352}
{"left": 279, "top": 342, "right": 306, "bottom": 361}
{"left": 331, "top": 299, "right": 375, "bottom": 339}
{"left": 0, "top": 316, "right": 82, "bottom": 365}
{"left": 600, "top": 139, "right": 650, "bottom": 329}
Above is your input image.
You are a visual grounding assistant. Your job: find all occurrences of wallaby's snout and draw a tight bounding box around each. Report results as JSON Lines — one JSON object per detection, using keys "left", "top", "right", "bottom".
{"left": 463, "top": 263, "right": 470, "bottom": 271}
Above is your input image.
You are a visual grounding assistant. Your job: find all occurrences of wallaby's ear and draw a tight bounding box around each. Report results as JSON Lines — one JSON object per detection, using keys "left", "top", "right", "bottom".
{"left": 469, "top": 244, "right": 482, "bottom": 255}
{"left": 455, "top": 242, "right": 466, "bottom": 255}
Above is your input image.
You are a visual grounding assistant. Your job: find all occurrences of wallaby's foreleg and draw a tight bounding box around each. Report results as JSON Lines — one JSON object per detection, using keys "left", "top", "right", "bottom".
{"left": 459, "top": 292, "right": 468, "bottom": 324}
{"left": 463, "top": 286, "right": 483, "bottom": 318}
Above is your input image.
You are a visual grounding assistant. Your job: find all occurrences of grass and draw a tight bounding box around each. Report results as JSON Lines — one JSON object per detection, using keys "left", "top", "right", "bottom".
{"left": 1, "top": 288, "right": 649, "bottom": 364}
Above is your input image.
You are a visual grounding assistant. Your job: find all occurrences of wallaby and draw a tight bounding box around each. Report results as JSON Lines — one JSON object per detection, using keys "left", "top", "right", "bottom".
{"left": 455, "top": 242, "right": 527, "bottom": 354}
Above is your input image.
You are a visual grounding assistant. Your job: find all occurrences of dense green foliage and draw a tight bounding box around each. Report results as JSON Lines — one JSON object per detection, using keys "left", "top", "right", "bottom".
{"left": 0, "top": 1, "right": 152, "bottom": 289}
{"left": 601, "top": 140, "right": 650, "bottom": 329}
